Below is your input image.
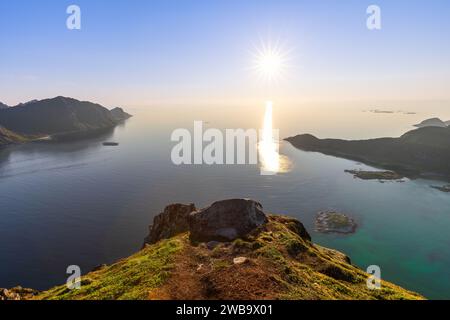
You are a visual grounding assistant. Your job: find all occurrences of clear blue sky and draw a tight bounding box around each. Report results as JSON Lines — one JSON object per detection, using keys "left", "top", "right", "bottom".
{"left": 1, "top": 0, "right": 449, "bottom": 106}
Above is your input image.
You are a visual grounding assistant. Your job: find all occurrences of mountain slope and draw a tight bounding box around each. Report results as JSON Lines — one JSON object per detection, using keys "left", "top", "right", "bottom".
{"left": 0, "top": 126, "right": 28, "bottom": 145}
{"left": 286, "top": 126, "right": 450, "bottom": 179}
{"left": 35, "top": 200, "right": 422, "bottom": 300}
{"left": 0, "top": 97, "right": 130, "bottom": 136}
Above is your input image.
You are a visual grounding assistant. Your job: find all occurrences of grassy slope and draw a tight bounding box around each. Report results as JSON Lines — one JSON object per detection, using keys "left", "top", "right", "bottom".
{"left": 0, "top": 126, "right": 29, "bottom": 146}
{"left": 36, "top": 216, "right": 423, "bottom": 300}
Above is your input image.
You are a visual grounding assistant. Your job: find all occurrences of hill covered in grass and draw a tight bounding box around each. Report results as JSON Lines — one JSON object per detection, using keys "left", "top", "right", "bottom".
{"left": 34, "top": 200, "right": 423, "bottom": 300}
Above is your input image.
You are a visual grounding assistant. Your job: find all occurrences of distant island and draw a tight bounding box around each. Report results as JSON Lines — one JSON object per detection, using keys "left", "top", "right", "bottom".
{"left": 1, "top": 199, "right": 423, "bottom": 300}
{"left": 0, "top": 97, "right": 132, "bottom": 147}
{"left": 285, "top": 124, "right": 450, "bottom": 180}
{"left": 345, "top": 170, "right": 404, "bottom": 181}
{"left": 414, "top": 118, "right": 449, "bottom": 128}
{"left": 365, "top": 109, "right": 417, "bottom": 115}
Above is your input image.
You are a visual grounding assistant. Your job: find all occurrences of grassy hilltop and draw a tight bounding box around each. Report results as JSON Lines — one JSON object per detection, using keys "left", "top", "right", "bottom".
{"left": 36, "top": 214, "right": 422, "bottom": 300}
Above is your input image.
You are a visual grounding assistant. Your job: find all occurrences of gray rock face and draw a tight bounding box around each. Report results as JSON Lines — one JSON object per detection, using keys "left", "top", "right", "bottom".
{"left": 189, "top": 199, "right": 268, "bottom": 242}
{"left": 144, "top": 203, "right": 196, "bottom": 245}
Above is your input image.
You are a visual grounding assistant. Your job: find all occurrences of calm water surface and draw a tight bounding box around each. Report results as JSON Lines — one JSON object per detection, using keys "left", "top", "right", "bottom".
{"left": 1, "top": 103, "right": 450, "bottom": 299}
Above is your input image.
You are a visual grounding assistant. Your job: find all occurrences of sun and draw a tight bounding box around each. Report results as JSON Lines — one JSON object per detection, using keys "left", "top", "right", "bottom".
{"left": 251, "top": 40, "right": 290, "bottom": 82}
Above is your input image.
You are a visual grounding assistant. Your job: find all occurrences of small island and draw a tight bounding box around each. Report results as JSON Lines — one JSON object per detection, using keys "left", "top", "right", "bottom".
{"left": 316, "top": 211, "right": 357, "bottom": 235}
{"left": 103, "top": 142, "right": 119, "bottom": 147}
{"left": 345, "top": 170, "right": 404, "bottom": 181}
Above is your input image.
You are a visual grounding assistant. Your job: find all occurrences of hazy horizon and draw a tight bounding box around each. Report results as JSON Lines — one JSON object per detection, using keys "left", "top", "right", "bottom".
{"left": 1, "top": 0, "right": 450, "bottom": 107}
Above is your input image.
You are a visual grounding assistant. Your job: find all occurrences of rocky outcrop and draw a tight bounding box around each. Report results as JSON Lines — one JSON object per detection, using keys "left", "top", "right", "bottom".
{"left": 110, "top": 107, "right": 132, "bottom": 121}
{"left": 270, "top": 215, "right": 311, "bottom": 241}
{"left": 144, "top": 199, "right": 270, "bottom": 245}
{"left": 189, "top": 199, "right": 268, "bottom": 242}
{"left": 0, "top": 287, "right": 39, "bottom": 300}
{"left": 144, "top": 203, "right": 196, "bottom": 245}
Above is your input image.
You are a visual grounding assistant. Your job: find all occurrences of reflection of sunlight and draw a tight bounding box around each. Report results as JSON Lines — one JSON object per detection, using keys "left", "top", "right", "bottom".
{"left": 259, "top": 101, "right": 291, "bottom": 175}
{"left": 259, "top": 101, "right": 280, "bottom": 173}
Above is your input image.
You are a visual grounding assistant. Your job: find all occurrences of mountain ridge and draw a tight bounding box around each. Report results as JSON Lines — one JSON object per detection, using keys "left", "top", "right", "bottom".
{"left": 0, "top": 97, "right": 132, "bottom": 147}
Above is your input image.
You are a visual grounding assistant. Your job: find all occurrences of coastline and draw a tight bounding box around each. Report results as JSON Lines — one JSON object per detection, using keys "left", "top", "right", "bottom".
{"left": 284, "top": 138, "right": 450, "bottom": 183}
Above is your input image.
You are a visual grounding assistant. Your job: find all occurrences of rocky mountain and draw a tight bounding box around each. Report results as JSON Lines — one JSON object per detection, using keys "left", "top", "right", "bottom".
{"left": 0, "top": 102, "right": 8, "bottom": 109}
{"left": 31, "top": 199, "right": 422, "bottom": 300}
{"left": 286, "top": 126, "right": 450, "bottom": 179}
{"left": 0, "top": 97, "right": 132, "bottom": 146}
{"left": 414, "top": 118, "right": 449, "bottom": 128}
{"left": 110, "top": 107, "right": 132, "bottom": 122}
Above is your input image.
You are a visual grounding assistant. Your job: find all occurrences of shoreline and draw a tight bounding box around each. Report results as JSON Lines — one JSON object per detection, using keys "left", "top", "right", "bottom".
{"left": 284, "top": 138, "right": 450, "bottom": 183}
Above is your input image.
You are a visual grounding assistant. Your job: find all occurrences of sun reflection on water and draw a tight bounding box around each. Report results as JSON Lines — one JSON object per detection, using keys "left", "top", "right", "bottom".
{"left": 259, "top": 101, "right": 291, "bottom": 175}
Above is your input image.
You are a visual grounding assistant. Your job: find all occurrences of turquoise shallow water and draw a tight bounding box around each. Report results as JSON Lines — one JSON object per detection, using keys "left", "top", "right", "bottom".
{"left": 1, "top": 107, "right": 450, "bottom": 299}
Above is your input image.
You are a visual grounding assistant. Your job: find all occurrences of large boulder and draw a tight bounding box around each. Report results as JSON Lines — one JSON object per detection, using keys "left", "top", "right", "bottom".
{"left": 144, "top": 203, "right": 196, "bottom": 245}
{"left": 189, "top": 199, "right": 268, "bottom": 242}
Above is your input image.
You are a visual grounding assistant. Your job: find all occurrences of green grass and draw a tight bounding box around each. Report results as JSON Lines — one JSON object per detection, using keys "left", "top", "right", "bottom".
{"left": 35, "top": 215, "right": 424, "bottom": 301}
{"left": 36, "top": 237, "right": 183, "bottom": 300}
